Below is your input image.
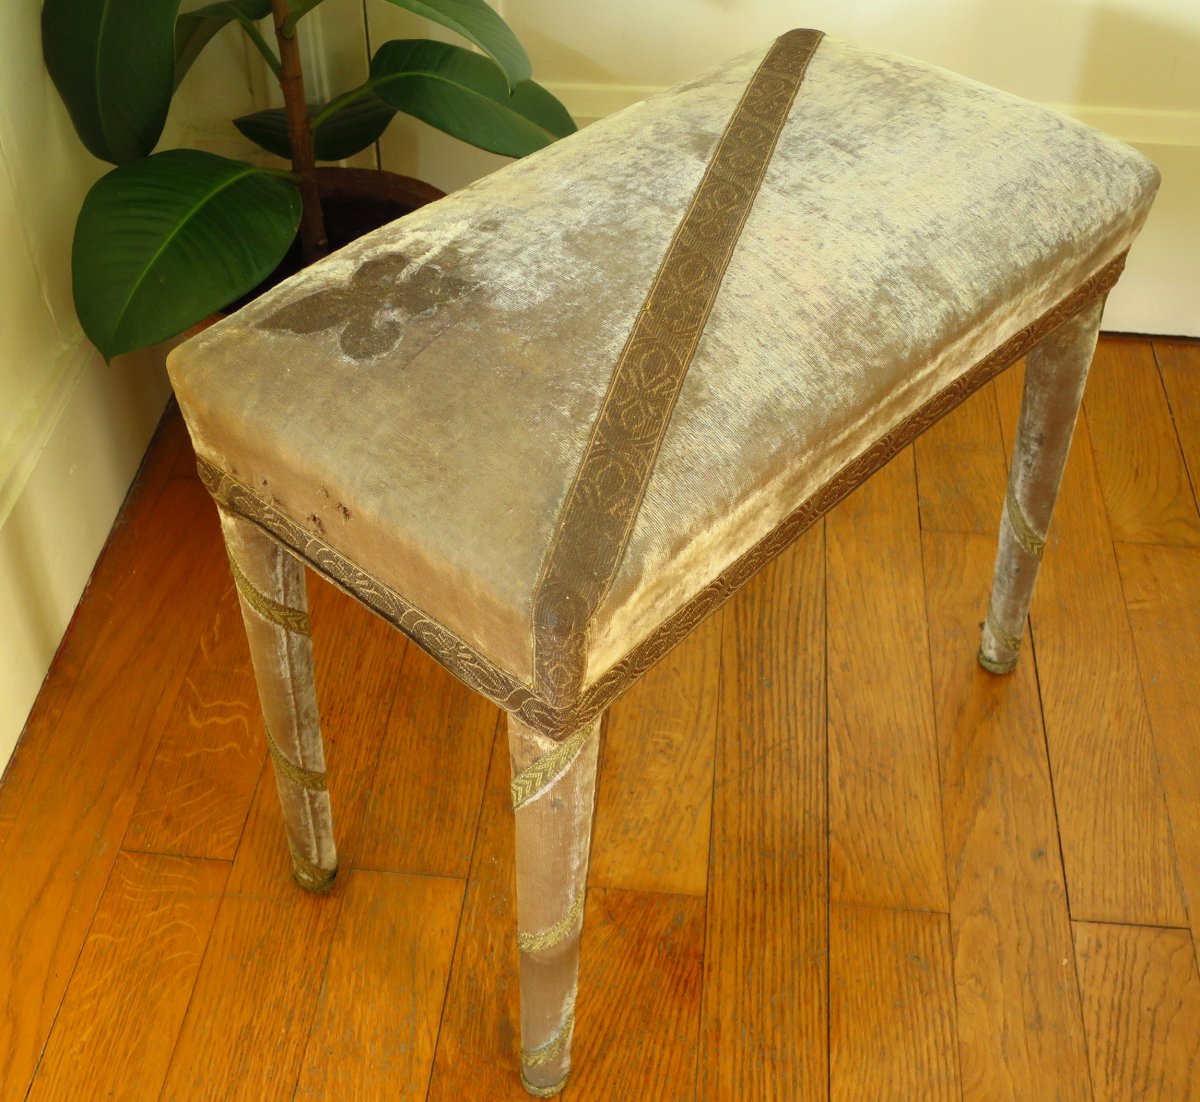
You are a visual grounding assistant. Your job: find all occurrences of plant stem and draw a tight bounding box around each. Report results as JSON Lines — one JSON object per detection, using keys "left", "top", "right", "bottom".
{"left": 238, "top": 17, "right": 282, "bottom": 80}
{"left": 271, "top": 0, "right": 326, "bottom": 264}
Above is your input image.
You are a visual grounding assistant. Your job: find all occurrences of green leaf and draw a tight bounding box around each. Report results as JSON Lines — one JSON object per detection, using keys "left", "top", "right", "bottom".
{"left": 43, "top": 0, "right": 183, "bottom": 164}
{"left": 370, "top": 40, "right": 575, "bottom": 158}
{"left": 72, "top": 150, "right": 301, "bottom": 359}
{"left": 235, "top": 91, "right": 397, "bottom": 161}
{"left": 378, "top": 0, "right": 530, "bottom": 88}
{"left": 175, "top": 0, "right": 276, "bottom": 88}
{"left": 502, "top": 80, "right": 577, "bottom": 145}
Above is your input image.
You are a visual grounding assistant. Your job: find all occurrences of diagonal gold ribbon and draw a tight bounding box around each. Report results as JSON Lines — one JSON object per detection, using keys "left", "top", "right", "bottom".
{"left": 1005, "top": 485, "right": 1046, "bottom": 560}
{"left": 522, "top": 1010, "right": 575, "bottom": 1070}
{"left": 265, "top": 725, "right": 328, "bottom": 792}
{"left": 985, "top": 604, "right": 1023, "bottom": 655}
{"left": 228, "top": 550, "right": 312, "bottom": 635}
{"left": 509, "top": 721, "right": 598, "bottom": 810}
{"left": 520, "top": 1069, "right": 570, "bottom": 1098}
{"left": 530, "top": 29, "right": 826, "bottom": 705}
{"left": 517, "top": 892, "right": 585, "bottom": 954}
{"left": 287, "top": 837, "right": 337, "bottom": 894}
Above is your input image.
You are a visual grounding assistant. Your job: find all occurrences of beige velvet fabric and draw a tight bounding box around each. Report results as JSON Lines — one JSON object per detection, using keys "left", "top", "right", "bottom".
{"left": 169, "top": 33, "right": 1158, "bottom": 700}
{"left": 508, "top": 715, "right": 599, "bottom": 1092}
{"left": 979, "top": 297, "right": 1104, "bottom": 673}
{"left": 220, "top": 510, "right": 336, "bottom": 887}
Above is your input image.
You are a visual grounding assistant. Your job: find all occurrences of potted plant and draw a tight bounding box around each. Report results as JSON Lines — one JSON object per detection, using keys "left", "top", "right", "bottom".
{"left": 41, "top": 0, "right": 575, "bottom": 360}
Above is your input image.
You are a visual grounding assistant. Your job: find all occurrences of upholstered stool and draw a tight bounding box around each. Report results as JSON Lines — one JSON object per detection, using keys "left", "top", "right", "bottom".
{"left": 168, "top": 28, "right": 1157, "bottom": 1096}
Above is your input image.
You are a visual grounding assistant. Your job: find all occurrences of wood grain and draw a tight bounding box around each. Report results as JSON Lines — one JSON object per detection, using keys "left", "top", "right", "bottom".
{"left": 26, "top": 852, "right": 228, "bottom": 1102}
{"left": 914, "top": 380, "right": 1008, "bottom": 536}
{"left": 159, "top": 779, "right": 346, "bottom": 1101}
{"left": 159, "top": 578, "right": 405, "bottom": 1100}
{"left": 1153, "top": 339, "right": 1200, "bottom": 513}
{"left": 589, "top": 608, "right": 722, "bottom": 897}
{"left": 1075, "top": 921, "right": 1200, "bottom": 1101}
{"left": 7, "top": 338, "right": 1200, "bottom": 1102}
{"left": 0, "top": 476, "right": 225, "bottom": 1098}
{"left": 294, "top": 869, "right": 463, "bottom": 1101}
{"left": 0, "top": 408, "right": 191, "bottom": 851}
{"left": 427, "top": 721, "right": 528, "bottom": 1102}
{"left": 124, "top": 584, "right": 262, "bottom": 859}
{"left": 355, "top": 644, "right": 496, "bottom": 879}
{"left": 1115, "top": 542, "right": 1200, "bottom": 948}
{"left": 921, "top": 530, "right": 1091, "bottom": 1102}
{"left": 994, "top": 365, "right": 1186, "bottom": 926}
{"left": 569, "top": 887, "right": 705, "bottom": 1101}
{"left": 829, "top": 904, "right": 959, "bottom": 1102}
{"left": 1083, "top": 338, "right": 1200, "bottom": 545}
{"left": 826, "top": 449, "right": 948, "bottom": 911}
{"left": 701, "top": 529, "right": 828, "bottom": 1101}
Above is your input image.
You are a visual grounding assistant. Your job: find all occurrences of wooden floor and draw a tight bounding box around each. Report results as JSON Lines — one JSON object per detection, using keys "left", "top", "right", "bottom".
{"left": 2, "top": 335, "right": 1199, "bottom": 1101}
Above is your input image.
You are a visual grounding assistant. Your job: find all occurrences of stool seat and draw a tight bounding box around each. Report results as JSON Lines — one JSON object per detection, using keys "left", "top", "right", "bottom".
{"left": 169, "top": 28, "right": 1158, "bottom": 1095}
{"left": 172, "top": 32, "right": 1155, "bottom": 734}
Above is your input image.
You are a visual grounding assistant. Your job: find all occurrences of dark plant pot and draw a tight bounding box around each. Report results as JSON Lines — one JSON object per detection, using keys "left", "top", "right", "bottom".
{"left": 222, "top": 166, "right": 445, "bottom": 314}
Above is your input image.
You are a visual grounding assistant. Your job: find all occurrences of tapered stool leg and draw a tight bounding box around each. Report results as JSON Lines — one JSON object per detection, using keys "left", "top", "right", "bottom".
{"left": 508, "top": 714, "right": 601, "bottom": 1097}
{"left": 219, "top": 508, "right": 337, "bottom": 892}
{"left": 979, "top": 296, "right": 1105, "bottom": 674}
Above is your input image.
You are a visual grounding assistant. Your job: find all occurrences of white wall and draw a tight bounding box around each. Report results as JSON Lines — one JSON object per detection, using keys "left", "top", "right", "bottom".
{"left": 307, "top": 0, "right": 1200, "bottom": 335}
{"left": 0, "top": 4, "right": 265, "bottom": 767}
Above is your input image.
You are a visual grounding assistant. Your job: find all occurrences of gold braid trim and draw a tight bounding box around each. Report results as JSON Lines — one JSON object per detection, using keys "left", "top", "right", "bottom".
{"left": 531, "top": 29, "right": 826, "bottom": 706}
{"left": 287, "top": 838, "right": 337, "bottom": 894}
{"left": 518, "top": 892, "right": 585, "bottom": 954}
{"left": 978, "top": 650, "right": 1019, "bottom": 676}
{"left": 522, "top": 1010, "right": 575, "bottom": 1070}
{"left": 228, "top": 551, "right": 311, "bottom": 635}
{"left": 198, "top": 251, "right": 1126, "bottom": 742}
{"left": 265, "top": 725, "right": 328, "bottom": 792}
{"left": 1004, "top": 485, "right": 1046, "bottom": 560}
{"left": 986, "top": 604, "right": 1023, "bottom": 654}
{"left": 520, "top": 1070, "right": 569, "bottom": 1097}
{"left": 510, "top": 723, "right": 596, "bottom": 810}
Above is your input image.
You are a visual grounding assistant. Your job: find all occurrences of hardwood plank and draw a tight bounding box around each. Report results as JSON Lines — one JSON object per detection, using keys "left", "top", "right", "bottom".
{"left": 26, "top": 852, "right": 228, "bottom": 1102}
{"left": 1075, "top": 921, "right": 1200, "bottom": 1101}
{"left": 128, "top": 551, "right": 411, "bottom": 865}
{"left": 569, "top": 888, "right": 705, "bottom": 1102}
{"left": 355, "top": 645, "right": 496, "bottom": 879}
{"left": 0, "top": 407, "right": 192, "bottom": 851}
{"left": 829, "top": 904, "right": 959, "bottom": 1102}
{"left": 826, "top": 449, "right": 948, "bottom": 911}
{"left": 124, "top": 582, "right": 261, "bottom": 860}
{"left": 993, "top": 366, "right": 1186, "bottom": 926}
{"left": 589, "top": 609, "right": 722, "bottom": 897}
{"left": 1155, "top": 339, "right": 1200, "bottom": 509}
{"left": 914, "top": 380, "right": 1008, "bottom": 536}
{"left": 159, "top": 779, "right": 344, "bottom": 1102}
{"left": 1083, "top": 338, "right": 1200, "bottom": 546}
{"left": 159, "top": 582, "right": 406, "bottom": 1100}
{"left": 0, "top": 476, "right": 226, "bottom": 1098}
{"left": 12, "top": 339, "right": 1200, "bottom": 1102}
{"left": 922, "top": 530, "right": 1091, "bottom": 1102}
{"left": 701, "top": 528, "right": 827, "bottom": 1100}
{"left": 427, "top": 720, "right": 528, "bottom": 1102}
{"left": 430, "top": 731, "right": 706, "bottom": 1102}
{"left": 293, "top": 870, "right": 463, "bottom": 1101}
{"left": 1115, "top": 542, "right": 1200, "bottom": 945}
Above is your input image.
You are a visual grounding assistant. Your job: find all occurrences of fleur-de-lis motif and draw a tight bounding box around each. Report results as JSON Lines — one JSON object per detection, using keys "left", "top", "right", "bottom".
{"left": 261, "top": 252, "right": 467, "bottom": 362}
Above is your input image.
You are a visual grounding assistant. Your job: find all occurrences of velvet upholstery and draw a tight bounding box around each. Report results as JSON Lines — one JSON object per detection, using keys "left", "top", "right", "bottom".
{"left": 169, "top": 33, "right": 1158, "bottom": 718}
